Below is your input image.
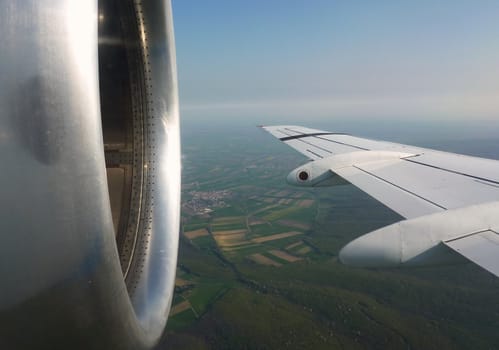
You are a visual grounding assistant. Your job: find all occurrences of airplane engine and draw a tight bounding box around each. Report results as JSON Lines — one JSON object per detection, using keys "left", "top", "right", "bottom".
{"left": 287, "top": 159, "right": 348, "bottom": 187}
{"left": 0, "top": 1, "right": 180, "bottom": 349}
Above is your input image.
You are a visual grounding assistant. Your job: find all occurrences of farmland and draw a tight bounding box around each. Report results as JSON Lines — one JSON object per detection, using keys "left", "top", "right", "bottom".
{"left": 160, "top": 124, "right": 499, "bottom": 350}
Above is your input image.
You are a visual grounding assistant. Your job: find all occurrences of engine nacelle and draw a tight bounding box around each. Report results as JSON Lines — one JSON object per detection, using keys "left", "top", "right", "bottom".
{"left": 339, "top": 201, "right": 499, "bottom": 268}
{"left": 287, "top": 158, "right": 347, "bottom": 187}
{"left": 0, "top": 1, "right": 180, "bottom": 349}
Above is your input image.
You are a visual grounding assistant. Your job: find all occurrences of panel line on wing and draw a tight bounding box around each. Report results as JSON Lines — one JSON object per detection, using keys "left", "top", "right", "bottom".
{"left": 276, "top": 129, "right": 296, "bottom": 137}
{"left": 290, "top": 137, "right": 333, "bottom": 154}
{"left": 474, "top": 180, "right": 499, "bottom": 189}
{"left": 443, "top": 229, "right": 492, "bottom": 243}
{"left": 403, "top": 157, "right": 499, "bottom": 186}
{"left": 279, "top": 132, "right": 346, "bottom": 141}
{"left": 443, "top": 230, "right": 499, "bottom": 277}
{"left": 283, "top": 130, "right": 366, "bottom": 156}
{"left": 274, "top": 128, "right": 330, "bottom": 159}
{"left": 352, "top": 165, "right": 448, "bottom": 210}
{"left": 284, "top": 127, "right": 369, "bottom": 151}
{"left": 314, "top": 136, "right": 370, "bottom": 151}
{"left": 306, "top": 149, "right": 324, "bottom": 158}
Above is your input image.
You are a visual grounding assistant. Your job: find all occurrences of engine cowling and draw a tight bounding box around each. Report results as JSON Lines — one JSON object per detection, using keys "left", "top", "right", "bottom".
{"left": 287, "top": 159, "right": 347, "bottom": 187}
{"left": 339, "top": 202, "right": 499, "bottom": 268}
{"left": 0, "top": 1, "right": 180, "bottom": 349}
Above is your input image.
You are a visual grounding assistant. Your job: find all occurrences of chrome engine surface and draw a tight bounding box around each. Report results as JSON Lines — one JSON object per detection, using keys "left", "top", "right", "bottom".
{"left": 0, "top": 1, "right": 180, "bottom": 349}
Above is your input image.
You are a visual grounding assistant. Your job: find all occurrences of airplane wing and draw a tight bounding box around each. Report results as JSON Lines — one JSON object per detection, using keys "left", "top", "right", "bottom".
{"left": 262, "top": 125, "right": 499, "bottom": 278}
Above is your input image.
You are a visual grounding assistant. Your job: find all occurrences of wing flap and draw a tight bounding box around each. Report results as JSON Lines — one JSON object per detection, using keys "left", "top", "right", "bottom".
{"left": 334, "top": 164, "right": 443, "bottom": 218}
{"left": 331, "top": 155, "right": 499, "bottom": 218}
{"left": 444, "top": 230, "right": 499, "bottom": 277}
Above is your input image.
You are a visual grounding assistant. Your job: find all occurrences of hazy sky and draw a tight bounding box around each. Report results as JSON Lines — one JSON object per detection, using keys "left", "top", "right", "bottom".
{"left": 172, "top": 1, "right": 499, "bottom": 122}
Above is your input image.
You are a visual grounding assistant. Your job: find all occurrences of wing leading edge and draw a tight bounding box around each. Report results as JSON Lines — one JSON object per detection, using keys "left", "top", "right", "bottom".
{"left": 262, "top": 125, "right": 499, "bottom": 278}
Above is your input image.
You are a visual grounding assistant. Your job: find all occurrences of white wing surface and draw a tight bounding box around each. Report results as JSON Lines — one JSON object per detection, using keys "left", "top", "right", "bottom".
{"left": 262, "top": 125, "right": 499, "bottom": 277}
{"left": 444, "top": 230, "right": 499, "bottom": 277}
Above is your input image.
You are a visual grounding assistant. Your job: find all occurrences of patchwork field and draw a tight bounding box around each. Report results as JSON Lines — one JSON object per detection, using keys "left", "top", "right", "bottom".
{"left": 277, "top": 220, "right": 311, "bottom": 230}
{"left": 183, "top": 228, "right": 209, "bottom": 239}
{"left": 295, "top": 246, "right": 312, "bottom": 254}
{"left": 252, "top": 231, "right": 302, "bottom": 243}
{"left": 164, "top": 126, "right": 499, "bottom": 350}
{"left": 249, "top": 253, "right": 282, "bottom": 267}
{"left": 175, "top": 278, "right": 193, "bottom": 287}
{"left": 268, "top": 249, "right": 302, "bottom": 262}
{"left": 213, "top": 231, "right": 248, "bottom": 248}
{"left": 170, "top": 300, "right": 192, "bottom": 316}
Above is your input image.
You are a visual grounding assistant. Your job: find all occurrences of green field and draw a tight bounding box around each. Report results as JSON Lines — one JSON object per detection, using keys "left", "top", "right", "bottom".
{"left": 161, "top": 125, "right": 499, "bottom": 350}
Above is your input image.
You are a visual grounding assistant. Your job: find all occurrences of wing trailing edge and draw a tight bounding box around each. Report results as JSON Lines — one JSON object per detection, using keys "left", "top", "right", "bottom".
{"left": 444, "top": 230, "right": 499, "bottom": 277}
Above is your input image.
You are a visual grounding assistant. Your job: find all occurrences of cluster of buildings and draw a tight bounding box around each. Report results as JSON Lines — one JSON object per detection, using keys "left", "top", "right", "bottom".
{"left": 182, "top": 190, "right": 232, "bottom": 216}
